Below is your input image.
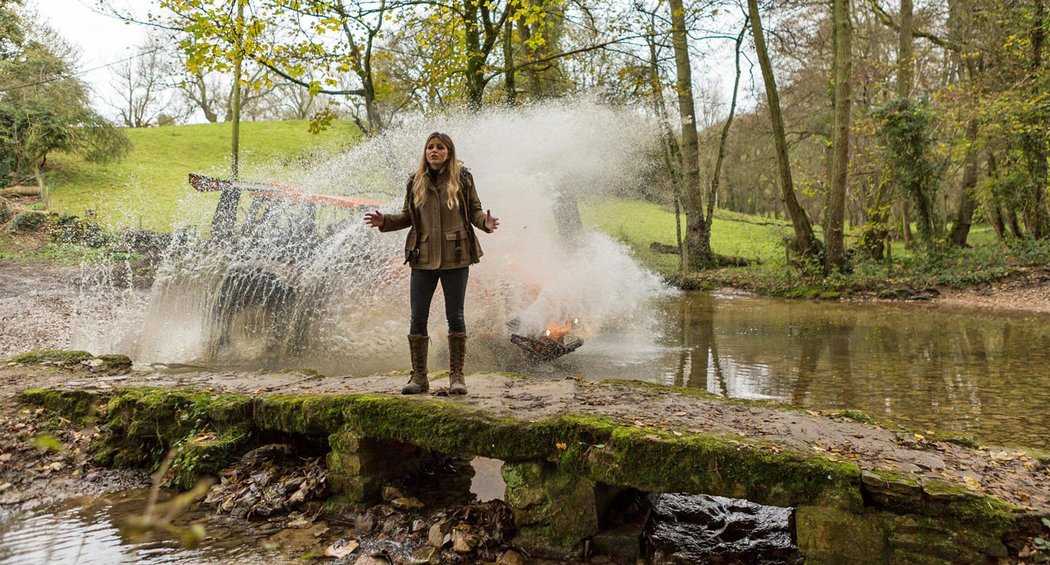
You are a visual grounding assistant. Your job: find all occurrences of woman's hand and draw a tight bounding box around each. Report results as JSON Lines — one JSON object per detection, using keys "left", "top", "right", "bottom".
{"left": 364, "top": 210, "right": 385, "bottom": 229}
{"left": 485, "top": 209, "right": 500, "bottom": 232}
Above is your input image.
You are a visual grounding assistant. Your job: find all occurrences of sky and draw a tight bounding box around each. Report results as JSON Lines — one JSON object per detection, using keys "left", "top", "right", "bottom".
{"left": 30, "top": 0, "right": 751, "bottom": 125}
{"left": 32, "top": 0, "right": 152, "bottom": 118}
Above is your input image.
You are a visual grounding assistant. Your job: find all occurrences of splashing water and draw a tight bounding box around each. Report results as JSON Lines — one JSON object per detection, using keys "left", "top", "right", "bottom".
{"left": 75, "top": 101, "right": 674, "bottom": 374}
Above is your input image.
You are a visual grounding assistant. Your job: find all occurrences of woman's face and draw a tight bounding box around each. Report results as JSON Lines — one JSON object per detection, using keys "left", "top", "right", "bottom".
{"left": 425, "top": 139, "right": 450, "bottom": 169}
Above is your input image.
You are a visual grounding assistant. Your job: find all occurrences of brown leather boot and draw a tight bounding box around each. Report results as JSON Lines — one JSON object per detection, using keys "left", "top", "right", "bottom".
{"left": 448, "top": 332, "right": 467, "bottom": 395}
{"left": 403, "top": 334, "right": 429, "bottom": 394}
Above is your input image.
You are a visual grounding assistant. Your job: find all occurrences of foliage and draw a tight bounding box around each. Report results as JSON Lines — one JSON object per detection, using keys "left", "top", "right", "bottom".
{"left": 0, "top": 13, "right": 129, "bottom": 189}
{"left": 9, "top": 211, "right": 45, "bottom": 232}
{"left": 872, "top": 97, "right": 944, "bottom": 252}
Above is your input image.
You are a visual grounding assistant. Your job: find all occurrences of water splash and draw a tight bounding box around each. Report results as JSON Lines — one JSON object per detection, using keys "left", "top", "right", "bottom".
{"left": 76, "top": 100, "right": 674, "bottom": 374}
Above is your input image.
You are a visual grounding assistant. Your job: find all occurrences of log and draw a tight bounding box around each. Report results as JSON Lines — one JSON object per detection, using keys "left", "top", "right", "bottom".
{"left": 0, "top": 186, "right": 40, "bottom": 197}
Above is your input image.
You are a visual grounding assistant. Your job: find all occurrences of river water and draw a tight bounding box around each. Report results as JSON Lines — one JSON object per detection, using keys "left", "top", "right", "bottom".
{"left": 562, "top": 291, "right": 1050, "bottom": 450}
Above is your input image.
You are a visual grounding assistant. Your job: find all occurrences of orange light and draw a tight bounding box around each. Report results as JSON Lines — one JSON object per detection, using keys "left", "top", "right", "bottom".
{"left": 544, "top": 321, "right": 574, "bottom": 340}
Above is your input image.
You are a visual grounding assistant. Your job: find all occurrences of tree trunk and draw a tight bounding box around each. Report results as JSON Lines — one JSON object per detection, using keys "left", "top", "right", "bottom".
{"left": 827, "top": 0, "right": 853, "bottom": 272}
{"left": 949, "top": 120, "right": 980, "bottom": 246}
{"left": 1022, "top": 0, "right": 1048, "bottom": 238}
{"left": 504, "top": 16, "right": 516, "bottom": 105}
{"left": 463, "top": 0, "right": 486, "bottom": 109}
{"left": 708, "top": 21, "right": 748, "bottom": 227}
{"left": 747, "top": 0, "right": 820, "bottom": 260}
{"left": 668, "top": 0, "right": 713, "bottom": 268}
{"left": 647, "top": 32, "right": 685, "bottom": 273}
{"left": 213, "top": 0, "right": 245, "bottom": 238}
{"left": 898, "top": 0, "right": 914, "bottom": 98}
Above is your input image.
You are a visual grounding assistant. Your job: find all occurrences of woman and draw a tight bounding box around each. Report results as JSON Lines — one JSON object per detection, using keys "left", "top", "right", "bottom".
{"left": 365, "top": 132, "right": 499, "bottom": 395}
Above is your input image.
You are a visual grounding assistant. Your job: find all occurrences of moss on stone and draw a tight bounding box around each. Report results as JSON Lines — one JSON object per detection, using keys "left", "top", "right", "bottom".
{"left": 585, "top": 425, "right": 864, "bottom": 511}
{"left": 9, "top": 349, "right": 94, "bottom": 365}
{"left": 921, "top": 479, "right": 1016, "bottom": 528}
{"left": 168, "top": 427, "right": 250, "bottom": 490}
{"left": 18, "top": 388, "right": 104, "bottom": 422}
{"left": 16, "top": 383, "right": 1032, "bottom": 561}
{"left": 254, "top": 394, "right": 354, "bottom": 434}
{"left": 95, "top": 354, "right": 132, "bottom": 375}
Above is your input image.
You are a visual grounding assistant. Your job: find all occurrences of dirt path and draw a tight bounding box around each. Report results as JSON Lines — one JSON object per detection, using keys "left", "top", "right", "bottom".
{"left": 4, "top": 364, "right": 1048, "bottom": 516}
{"left": 935, "top": 267, "right": 1050, "bottom": 314}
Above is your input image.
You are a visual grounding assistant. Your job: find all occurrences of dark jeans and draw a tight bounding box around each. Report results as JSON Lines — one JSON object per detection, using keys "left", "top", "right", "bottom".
{"left": 410, "top": 267, "right": 469, "bottom": 335}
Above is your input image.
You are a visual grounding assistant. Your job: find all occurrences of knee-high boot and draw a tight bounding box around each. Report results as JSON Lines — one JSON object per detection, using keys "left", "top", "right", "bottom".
{"left": 448, "top": 332, "right": 467, "bottom": 395}
{"left": 403, "top": 334, "right": 429, "bottom": 394}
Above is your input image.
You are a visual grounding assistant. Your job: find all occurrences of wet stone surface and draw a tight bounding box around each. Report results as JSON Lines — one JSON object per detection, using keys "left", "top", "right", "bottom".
{"left": 644, "top": 493, "right": 803, "bottom": 565}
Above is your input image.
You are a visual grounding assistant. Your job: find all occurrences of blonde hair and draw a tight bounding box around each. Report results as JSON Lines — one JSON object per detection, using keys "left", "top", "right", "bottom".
{"left": 412, "top": 132, "right": 462, "bottom": 209}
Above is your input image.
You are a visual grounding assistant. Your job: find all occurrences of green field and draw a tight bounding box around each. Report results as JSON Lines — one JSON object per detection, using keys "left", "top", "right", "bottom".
{"left": 34, "top": 120, "right": 1027, "bottom": 293}
{"left": 45, "top": 120, "right": 360, "bottom": 231}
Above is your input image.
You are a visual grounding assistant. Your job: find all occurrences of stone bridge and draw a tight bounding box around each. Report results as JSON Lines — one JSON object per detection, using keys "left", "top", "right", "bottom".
{"left": 8, "top": 351, "right": 1050, "bottom": 563}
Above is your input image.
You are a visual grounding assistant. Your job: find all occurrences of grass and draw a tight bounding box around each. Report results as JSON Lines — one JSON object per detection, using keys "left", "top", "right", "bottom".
{"left": 19, "top": 120, "right": 1043, "bottom": 295}
{"left": 44, "top": 120, "right": 360, "bottom": 231}
{"left": 581, "top": 197, "right": 1042, "bottom": 296}
{"left": 580, "top": 199, "right": 798, "bottom": 276}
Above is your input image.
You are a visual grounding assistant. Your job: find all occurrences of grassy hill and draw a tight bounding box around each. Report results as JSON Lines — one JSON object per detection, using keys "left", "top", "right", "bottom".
{"left": 34, "top": 119, "right": 1024, "bottom": 293}
{"left": 44, "top": 120, "right": 360, "bottom": 231}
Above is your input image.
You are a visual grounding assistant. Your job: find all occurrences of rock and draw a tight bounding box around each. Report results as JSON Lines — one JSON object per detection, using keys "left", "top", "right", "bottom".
{"left": 452, "top": 528, "right": 475, "bottom": 553}
{"left": 381, "top": 486, "right": 405, "bottom": 501}
{"left": 355, "top": 512, "right": 377, "bottom": 532}
{"left": 324, "top": 539, "right": 359, "bottom": 558}
{"left": 407, "top": 546, "right": 440, "bottom": 565}
{"left": 497, "top": 549, "right": 526, "bottom": 565}
{"left": 353, "top": 555, "right": 391, "bottom": 565}
{"left": 391, "top": 497, "right": 425, "bottom": 510}
{"left": 429, "top": 520, "right": 452, "bottom": 547}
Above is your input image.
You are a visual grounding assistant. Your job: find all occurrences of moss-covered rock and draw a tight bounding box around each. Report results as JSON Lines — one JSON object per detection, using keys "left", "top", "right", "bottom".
{"left": 9, "top": 349, "right": 94, "bottom": 366}
{"left": 7, "top": 350, "right": 132, "bottom": 375}
{"left": 168, "top": 427, "right": 250, "bottom": 490}
{"left": 95, "top": 354, "right": 132, "bottom": 375}
{"left": 502, "top": 460, "right": 599, "bottom": 557}
{"left": 17, "top": 388, "right": 104, "bottom": 422}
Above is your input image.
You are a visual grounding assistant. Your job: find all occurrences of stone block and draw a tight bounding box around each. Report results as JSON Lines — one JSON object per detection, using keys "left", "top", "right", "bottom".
{"left": 795, "top": 505, "right": 887, "bottom": 564}
{"left": 502, "top": 461, "right": 599, "bottom": 557}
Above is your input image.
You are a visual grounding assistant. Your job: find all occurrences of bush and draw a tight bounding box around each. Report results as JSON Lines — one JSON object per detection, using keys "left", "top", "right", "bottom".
{"left": 51, "top": 214, "right": 110, "bottom": 247}
{"left": 10, "top": 211, "right": 46, "bottom": 232}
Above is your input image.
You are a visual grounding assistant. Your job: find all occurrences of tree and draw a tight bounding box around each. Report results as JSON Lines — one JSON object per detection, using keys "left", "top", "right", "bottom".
{"left": 109, "top": 35, "right": 180, "bottom": 127}
{"left": 747, "top": 0, "right": 821, "bottom": 261}
{"left": 0, "top": 11, "right": 129, "bottom": 201}
{"left": 667, "top": 0, "right": 710, "bottom": 269}
{"left": 826, "top": 0, "right": 854, "bottom": 272}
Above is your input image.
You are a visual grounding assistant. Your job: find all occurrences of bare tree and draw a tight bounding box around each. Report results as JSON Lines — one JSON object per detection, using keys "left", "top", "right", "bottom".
{"left": 108, "top": 35, "right": 179, "bottom": 127}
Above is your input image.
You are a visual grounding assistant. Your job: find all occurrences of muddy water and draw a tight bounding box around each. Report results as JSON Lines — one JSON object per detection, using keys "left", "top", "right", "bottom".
{"left": 621, "top": 292, "right": 1050, "bottom": 449}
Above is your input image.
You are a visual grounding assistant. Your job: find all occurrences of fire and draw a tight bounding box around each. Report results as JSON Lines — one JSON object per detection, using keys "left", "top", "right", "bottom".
{"left": 544, "top": 318, "right": 578, "bottom": 340}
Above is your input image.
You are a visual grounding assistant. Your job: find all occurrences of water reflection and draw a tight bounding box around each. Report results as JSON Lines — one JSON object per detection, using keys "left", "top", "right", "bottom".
{"left": 0, "top": 494, "right": 274, "bottom": 564}
{"left": 652, "top": 292, "right": 1050, "bottom": 448}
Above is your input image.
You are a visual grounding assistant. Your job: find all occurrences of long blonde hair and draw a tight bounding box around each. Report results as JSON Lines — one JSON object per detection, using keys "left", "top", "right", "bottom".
{"left": 412, "top": 132, "right": 462, "bottom": 209}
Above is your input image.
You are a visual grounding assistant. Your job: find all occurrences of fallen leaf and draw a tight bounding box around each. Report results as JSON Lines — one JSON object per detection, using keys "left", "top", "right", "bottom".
{"left": 324, "top": 540, "right": 359, "bottom": 558}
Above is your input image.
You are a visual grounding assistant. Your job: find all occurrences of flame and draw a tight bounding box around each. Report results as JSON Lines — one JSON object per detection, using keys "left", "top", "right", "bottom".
{"left": 543, "top": 319, "right": 578, "bottom": 340}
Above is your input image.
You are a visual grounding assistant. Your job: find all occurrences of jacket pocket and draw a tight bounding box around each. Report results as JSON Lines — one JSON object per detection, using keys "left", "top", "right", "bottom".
{"left": 444, "top": 230, "right": 467, "bottom": 264}
{"left": 405, "top": 231, "right": 429, "bottom": 264}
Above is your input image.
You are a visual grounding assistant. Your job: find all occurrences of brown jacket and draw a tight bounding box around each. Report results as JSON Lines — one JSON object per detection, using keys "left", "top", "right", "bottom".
{"left": 380, "top": 168, "right": 491, "bottom": 269}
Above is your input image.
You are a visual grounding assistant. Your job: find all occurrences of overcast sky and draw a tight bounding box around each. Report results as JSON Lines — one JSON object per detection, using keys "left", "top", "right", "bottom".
{"left": 30, "top": 0, "right": 751, "bottom": 124}
{"left": 33, "top": 0, "right": 151, "bottom": 118}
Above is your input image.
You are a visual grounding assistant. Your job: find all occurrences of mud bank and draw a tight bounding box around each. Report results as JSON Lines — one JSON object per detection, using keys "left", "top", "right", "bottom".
{"left": 5, "top": 353, "right": 1050, "bottom": 563}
